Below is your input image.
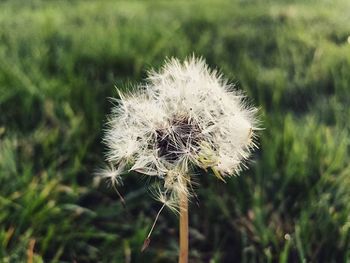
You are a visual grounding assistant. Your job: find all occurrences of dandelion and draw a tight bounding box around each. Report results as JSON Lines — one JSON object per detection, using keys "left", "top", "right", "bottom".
{"left": 103, "top": 56, "right": 259, "bottom": 263}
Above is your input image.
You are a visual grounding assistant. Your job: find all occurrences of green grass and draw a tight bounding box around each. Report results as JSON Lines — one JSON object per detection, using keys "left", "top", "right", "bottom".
{"left": 1, "top": 0, "right": 350, "bottom": 262}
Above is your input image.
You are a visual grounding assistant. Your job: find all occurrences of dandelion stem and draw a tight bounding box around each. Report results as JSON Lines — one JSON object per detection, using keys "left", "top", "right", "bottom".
{"left": 179, "top": 187, "right": 189, "bottom": 263}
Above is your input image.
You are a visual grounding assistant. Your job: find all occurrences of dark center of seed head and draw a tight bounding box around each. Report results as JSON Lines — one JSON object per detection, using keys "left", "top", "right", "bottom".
{"left": 155, "top": 116, "right": 202, "bottom": 162}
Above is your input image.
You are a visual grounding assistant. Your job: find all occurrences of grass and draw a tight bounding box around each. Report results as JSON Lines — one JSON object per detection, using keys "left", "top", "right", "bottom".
{"left": 0, "top": 0, "right": 350, "bottom": 262}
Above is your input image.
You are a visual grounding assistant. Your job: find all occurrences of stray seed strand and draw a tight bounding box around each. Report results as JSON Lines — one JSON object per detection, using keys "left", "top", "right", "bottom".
{"left": 141, "top": 203, "right": 166, "bottom": 252}
{"left": 113, "top": 185, "right": 126, "bottom": 208}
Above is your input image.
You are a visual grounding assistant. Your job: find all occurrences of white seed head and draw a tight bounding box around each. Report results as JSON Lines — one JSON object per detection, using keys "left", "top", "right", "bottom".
{"left": 103, "top": 56, "right": 259, "bottom": 204}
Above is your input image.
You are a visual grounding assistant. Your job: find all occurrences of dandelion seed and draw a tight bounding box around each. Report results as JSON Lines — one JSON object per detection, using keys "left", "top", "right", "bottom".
{"left": 96, "top": 163, "right": 126, "bottom": 206}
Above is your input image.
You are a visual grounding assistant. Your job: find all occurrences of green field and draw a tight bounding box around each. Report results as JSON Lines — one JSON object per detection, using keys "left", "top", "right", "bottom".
{"left": 1, "top": 0, "right": 350, "bottom": 262}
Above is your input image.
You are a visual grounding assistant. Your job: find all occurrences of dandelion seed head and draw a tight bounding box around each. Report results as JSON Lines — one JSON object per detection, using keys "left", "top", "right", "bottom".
{"left": 104, "top": 56, "right": 259, "bottom": 203}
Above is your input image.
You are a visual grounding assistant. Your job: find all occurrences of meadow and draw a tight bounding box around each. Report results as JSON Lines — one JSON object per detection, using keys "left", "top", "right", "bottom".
{"left": 0, "top": 0, "right": 350, "bottom": 262}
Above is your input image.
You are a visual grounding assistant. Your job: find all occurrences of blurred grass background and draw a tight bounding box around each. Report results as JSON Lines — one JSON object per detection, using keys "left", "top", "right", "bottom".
{"left": 1, "top": 0, "right": 350, "bottom": 262}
